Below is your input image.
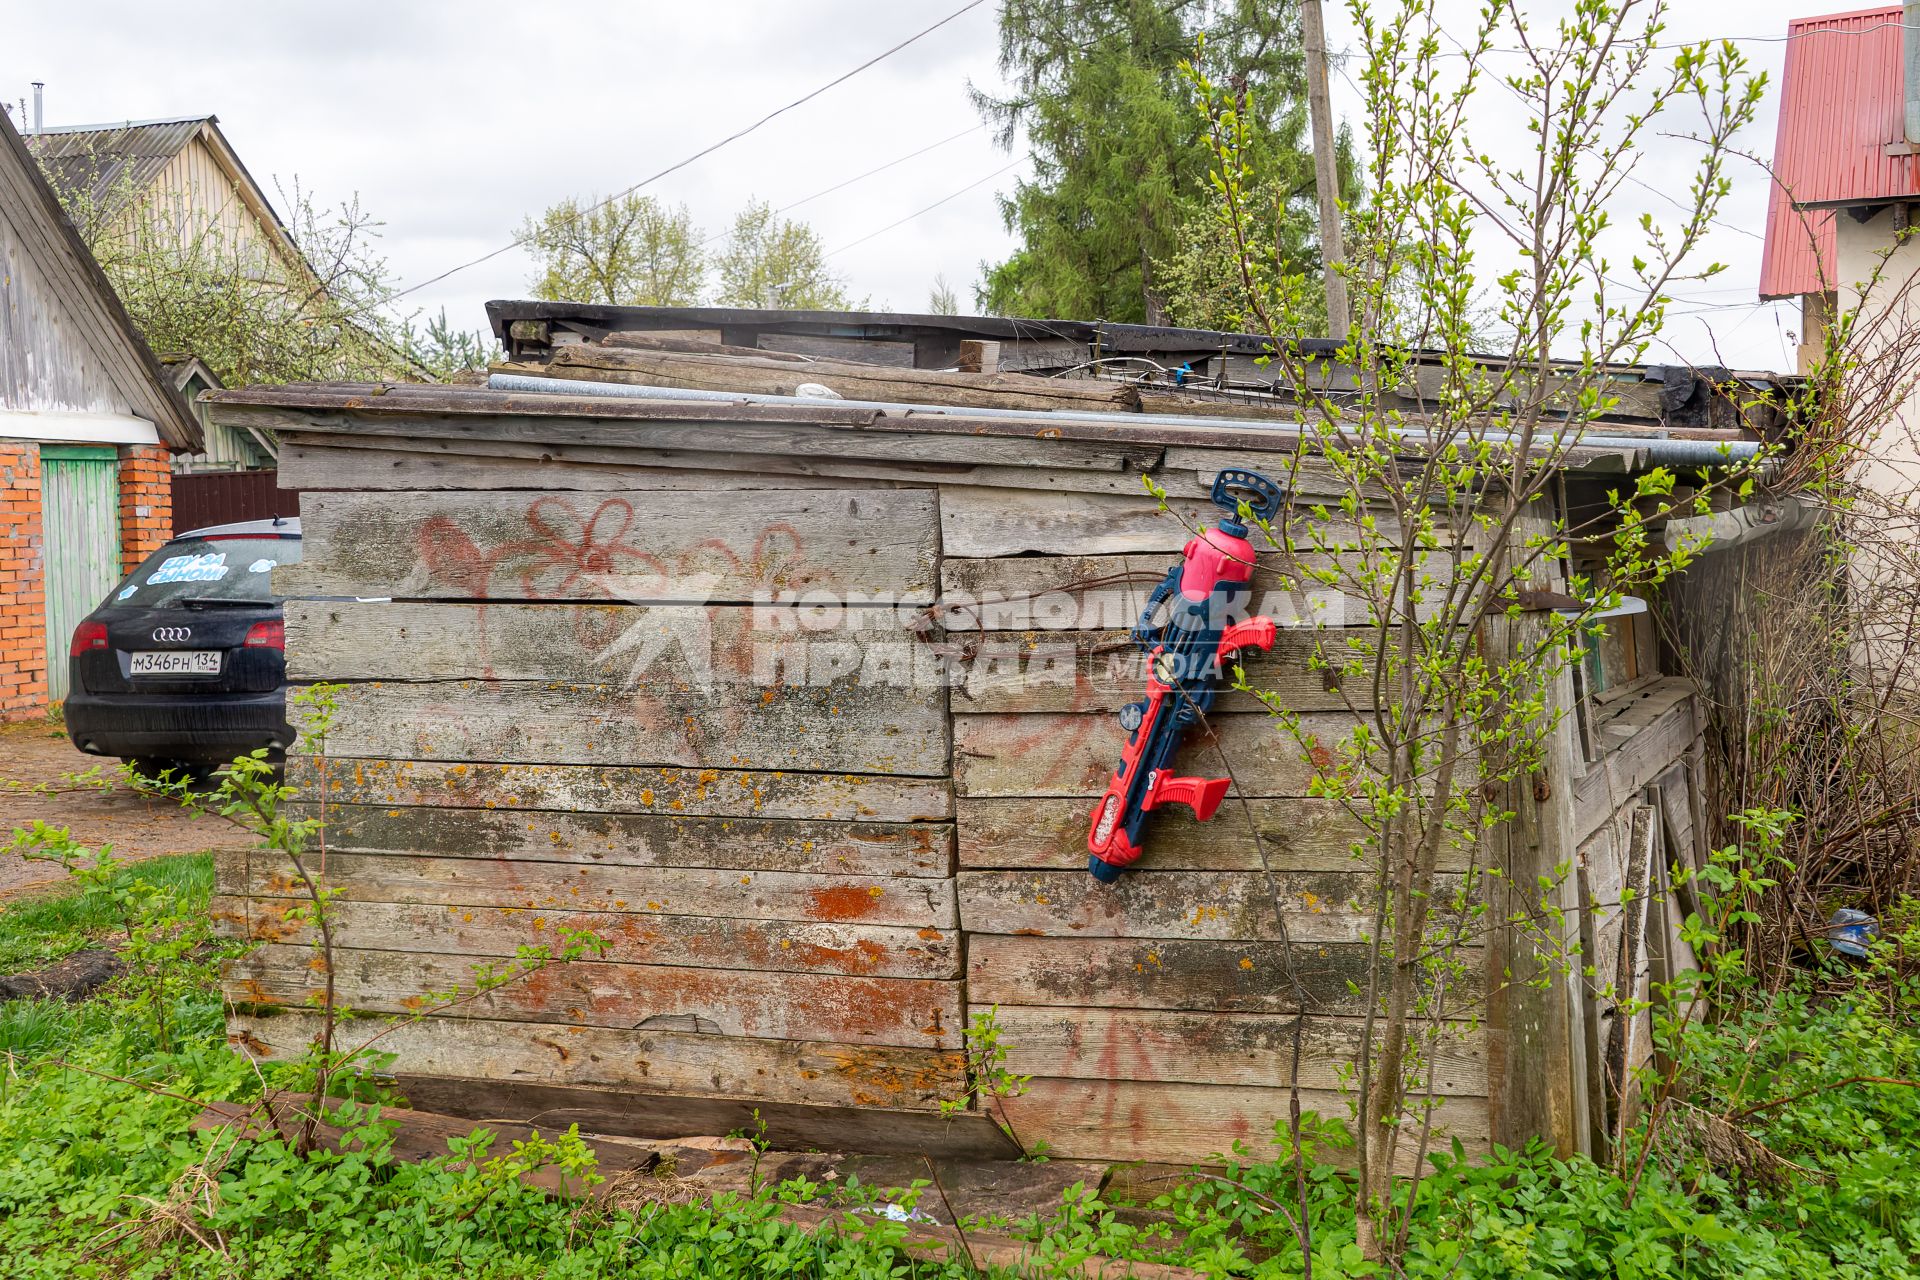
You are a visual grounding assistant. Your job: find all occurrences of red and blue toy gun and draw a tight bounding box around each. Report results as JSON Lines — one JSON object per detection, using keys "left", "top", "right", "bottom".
{"left": 1087, "top": 468, "right": 1285, "bottom": 882}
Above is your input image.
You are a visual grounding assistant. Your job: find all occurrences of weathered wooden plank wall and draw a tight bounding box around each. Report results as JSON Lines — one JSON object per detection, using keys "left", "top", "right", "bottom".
{"left": 209, "top": 393, "right": 1695, "bottom": 1169}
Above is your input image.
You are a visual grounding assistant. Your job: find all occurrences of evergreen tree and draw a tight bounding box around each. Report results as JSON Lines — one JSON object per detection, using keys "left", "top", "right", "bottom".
{"left": 973, "top": 0, "right": 1348, "bottom": 326}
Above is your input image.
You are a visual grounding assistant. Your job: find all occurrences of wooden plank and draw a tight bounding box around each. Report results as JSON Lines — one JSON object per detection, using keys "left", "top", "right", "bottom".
{"left": 956, "top": 869, "right": 1459, "bottom": 943}
{"left": 303, "top": 804, "right": 952, "bottom": 878}
{"left": 947, "top": 628, "right": 1375, "bottom": 713}
{"left": 227, "top": 1010, "right": 962, "bottom": 1111}
{"left": 967, "top": 937, "right": 1481, "bottom": 1015}
{"left": 286, "top": 758, "right": 953, "bottom": 822}
{"left": 223, "top": 849, "right": 958, "bottom": 929}
{"left": 387, "top": 1075, "right": 1020, "bottom": 1159}
{"left": 1157, "top": 444, "right": 1387, "bottom": 502}
{"left": 1483, "top": 507, "right": 1595, "bottom": 1160}
{"left": 997, "top": 1079, "right": 1489, "bottom": 1167}
{"left": 985, "top": 1006, "right": 1486, "bottom": 1093}
{"left": 993, "top": 337, "right": 1087, "bottom": 373}
{"left": 225, "top": 942, "right": 961, "bottom": 1051}
{"left": 286, "top": 600, "right": 947, "bottom": 692}
{"left": 277, "top": 442, "right": 874, "bottom": 494}
{"left": 940, "top": 486, "right": 1223, "bottom": 557}
{"left": 282, "top": 487, "right": 939, "bottom": 604}
{"left": 529, "top": 346, "right": 1139, "bottom": 412}
{"left": 939, "top": 552, "right": 1441, "bottom": 630}
{"left": 217, "top": 898, "right": 958, "bottom": 981}
{"left": 1572, "top": 683, "right": 1696, "bottom": 843}
{"left": 273, "top": 413, "right": 1159, "bottom": 475}
{"left": 292, "top": 678, "right": 949, "bottom": 775}
{"left": 956, "top": 796, "right": 1384, "bottom": 872}
{"left": 278, "top": 436, "right": 1173, "bottom": 502}
{"left": 756, "top": 334, "right": 916, "bottom": 367}
{"left": 953, "top": 711, "right": 1354, "bottom": 798}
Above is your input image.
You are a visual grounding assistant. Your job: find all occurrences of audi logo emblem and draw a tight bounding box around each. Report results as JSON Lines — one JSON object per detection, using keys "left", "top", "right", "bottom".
{"left": 151, "top": 627, "right": 193, "bottom": 643}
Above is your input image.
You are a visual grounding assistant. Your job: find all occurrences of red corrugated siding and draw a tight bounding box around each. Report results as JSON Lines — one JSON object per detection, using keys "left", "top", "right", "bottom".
{"left": 1759, "top": 6, "right": 1920, "bottom": 298}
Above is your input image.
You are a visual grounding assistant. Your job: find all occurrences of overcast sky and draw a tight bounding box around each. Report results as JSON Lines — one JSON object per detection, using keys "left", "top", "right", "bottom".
{"left": 5, "top": 0, "right": 1837, "bottom": 372}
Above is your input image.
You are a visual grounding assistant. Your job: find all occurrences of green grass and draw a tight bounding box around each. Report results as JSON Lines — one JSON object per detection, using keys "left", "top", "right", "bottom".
{"left": 0, "top": 851, "right": 213, "bottom": 972}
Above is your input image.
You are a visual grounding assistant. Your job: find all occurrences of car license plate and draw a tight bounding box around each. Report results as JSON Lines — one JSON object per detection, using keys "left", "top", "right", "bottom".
{"left": 130, "top": 650, "right": 222, "bottom": 676}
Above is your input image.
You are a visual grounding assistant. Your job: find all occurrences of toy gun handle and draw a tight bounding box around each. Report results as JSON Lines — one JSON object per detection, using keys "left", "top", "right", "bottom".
{"left": 1211, "top": 469, "right": 1284, "bottom": 527}
{"left": 1130, "top": 569, "right": 1177, "bottom": 649}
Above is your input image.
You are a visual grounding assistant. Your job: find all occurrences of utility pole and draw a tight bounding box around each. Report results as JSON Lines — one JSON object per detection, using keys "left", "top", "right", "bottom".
{"left": 1300, "top": 0, "right": 1349, "bottom": 341}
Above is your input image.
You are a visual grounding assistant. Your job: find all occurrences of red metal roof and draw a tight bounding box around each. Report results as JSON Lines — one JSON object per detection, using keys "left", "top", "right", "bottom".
{"left": 1759, "top": 6, "right": 1920, "bottom": 298}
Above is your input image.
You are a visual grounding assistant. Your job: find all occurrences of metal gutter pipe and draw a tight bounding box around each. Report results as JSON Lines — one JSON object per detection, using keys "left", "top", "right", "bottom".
{"left": 486, "top": 371, "right": 1762, "bottom": 468}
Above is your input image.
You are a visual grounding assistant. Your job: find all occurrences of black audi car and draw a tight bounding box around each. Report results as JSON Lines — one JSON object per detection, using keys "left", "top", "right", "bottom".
{"left": 65, "top": 517, "right": 301, "bottom": 779}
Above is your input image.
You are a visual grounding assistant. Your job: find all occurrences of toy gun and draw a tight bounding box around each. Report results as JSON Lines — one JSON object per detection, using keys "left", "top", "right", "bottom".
{"left": 1087, "top": 469, "right": 1285, "bottom": 882}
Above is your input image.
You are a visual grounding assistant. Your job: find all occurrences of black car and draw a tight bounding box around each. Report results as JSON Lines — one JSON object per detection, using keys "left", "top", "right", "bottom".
{"left": 65, "top": 518, "right": 301, "bottom": 779}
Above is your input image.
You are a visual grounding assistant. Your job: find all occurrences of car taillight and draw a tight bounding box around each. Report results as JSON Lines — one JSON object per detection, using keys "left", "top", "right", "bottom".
{"left": 70, "top": 620, "right": 109, "bottom": 657}
{"left": 244, "top": 620, "right": 285, "bottom": 650}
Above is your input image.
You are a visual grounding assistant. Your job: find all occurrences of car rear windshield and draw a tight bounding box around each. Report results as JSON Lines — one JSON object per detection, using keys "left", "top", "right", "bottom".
{"left": 110, "top": 534, "right": 303, "bottom": 609}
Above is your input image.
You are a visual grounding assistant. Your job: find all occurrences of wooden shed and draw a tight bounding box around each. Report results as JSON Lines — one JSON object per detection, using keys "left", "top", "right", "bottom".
{"left": 205, "top": 341, "right": 1744, "bottom": 1168}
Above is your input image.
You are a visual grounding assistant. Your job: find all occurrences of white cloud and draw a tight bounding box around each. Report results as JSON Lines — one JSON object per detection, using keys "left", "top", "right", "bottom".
{"left": 7, "top": 0, "right": 1808, "bottom": 369}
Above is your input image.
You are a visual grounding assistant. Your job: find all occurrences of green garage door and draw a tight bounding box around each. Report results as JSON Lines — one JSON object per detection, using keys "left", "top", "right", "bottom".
{"left": 41, "top": 445, "right": 123, "bottom": 704}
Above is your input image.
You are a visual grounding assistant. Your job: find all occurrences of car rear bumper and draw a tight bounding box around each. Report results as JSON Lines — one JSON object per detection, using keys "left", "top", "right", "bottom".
{"left": 64, "top": 688, "right": 294, "bottom": 762}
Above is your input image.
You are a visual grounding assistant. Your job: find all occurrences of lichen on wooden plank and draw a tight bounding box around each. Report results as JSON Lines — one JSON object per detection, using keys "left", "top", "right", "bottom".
{"left": 224, "top": 850, "right": 958, "bottom": 929}
{"left": 997, "top": 1079, "right": 1489, "bottom": 1168}
{"left": 216, "top": 898, "right": 959, "bottom": 980}
{"left": 286, "top": 758, "right": 952, "bottom": 822}
{"left": 958, "top": 869, "right": 1464, "bottom": 943}
{"left": 967, "top": 936, "right": 1482, "bottom": 1015}
{"left": 300, "top": 804, "right": 952, "bottom": 878}
{"left": 953, "top": 711, "right": 1353, "bottom": 798}
{"left": 283, "top": 487, "right": 939, "bottom": 603}
{"left": 228, "top": 1010, "right": 965, "bottom": 1110}
{"left": 291, "top": 679, "right": 949, "bottom": 775}
{"left": 956, "top": 797, "right": 1391, "bottom": 873}
{"left": 983, "top": 1006, "right": 1487, "bottom": 1094}
{"left": 946, "top": 628, "right": 1375, "bottom": 714}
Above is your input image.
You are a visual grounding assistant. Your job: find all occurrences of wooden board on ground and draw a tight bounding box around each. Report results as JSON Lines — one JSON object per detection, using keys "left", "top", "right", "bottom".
{"left": 390, "top": 1074, "right": 1021, "bottom": 1158}
{"left": 282, "top": 487, "right": 939, "bottom": 604}
{"left": 286, "top": 758, "right": 953, "bottom": 822}
{"left": 302, "top": 803, "right": 952, "bottom": 878}
{"left": 986, "top": 1006, "right": 1487, "bottom": 1094}
{"left": 217, "top": 898, "right": 959, "bottom": 981}
{"left": 292, "top": 678, "right": 949, "bottom": 775}
{"left": 230, "top": 1011, "right": 964, "bottom": 1107}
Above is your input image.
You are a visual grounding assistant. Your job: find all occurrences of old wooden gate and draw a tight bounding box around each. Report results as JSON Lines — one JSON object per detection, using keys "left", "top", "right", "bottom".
{"left": 40, "top": 444, "right": 121, "bottom": 702}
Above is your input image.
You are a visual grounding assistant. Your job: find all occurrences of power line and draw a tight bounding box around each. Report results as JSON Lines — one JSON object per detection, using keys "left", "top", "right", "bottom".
{"left": 827, "top": 156, "right": 1027, "bottom": 258}
{"left": 387, "top": 0, "right": 987, "bottom": 302}
{"left": 1431, "top": 18, "right": 1920, "bottom": 58}
{"left": 696, "top": 123, "right": 987, "bottom": 249}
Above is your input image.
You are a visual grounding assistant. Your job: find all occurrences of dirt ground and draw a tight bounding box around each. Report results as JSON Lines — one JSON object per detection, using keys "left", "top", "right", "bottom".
{"left": 0, "top": 719, "right": 247, "bottom": 899}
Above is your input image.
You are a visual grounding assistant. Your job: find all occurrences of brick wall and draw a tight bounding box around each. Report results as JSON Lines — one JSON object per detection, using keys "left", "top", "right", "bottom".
{"left": 118, "top": 444, "right": 173, "bottom": 573}
{"left": 0, "top": 442, "right": 46, "bottom": 721}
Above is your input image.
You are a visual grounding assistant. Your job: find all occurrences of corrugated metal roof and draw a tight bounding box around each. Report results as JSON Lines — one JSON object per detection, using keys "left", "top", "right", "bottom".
{"left": 23, "top": 116, "right": 211, "bottom": 220}
{"left": 1760, "top": 7, "right": 1920, "bottom": 297}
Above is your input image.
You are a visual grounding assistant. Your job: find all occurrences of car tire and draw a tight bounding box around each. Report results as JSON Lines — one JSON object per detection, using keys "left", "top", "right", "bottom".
{"left": 124, "top": 757, "right": 205, "bottom": 789}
